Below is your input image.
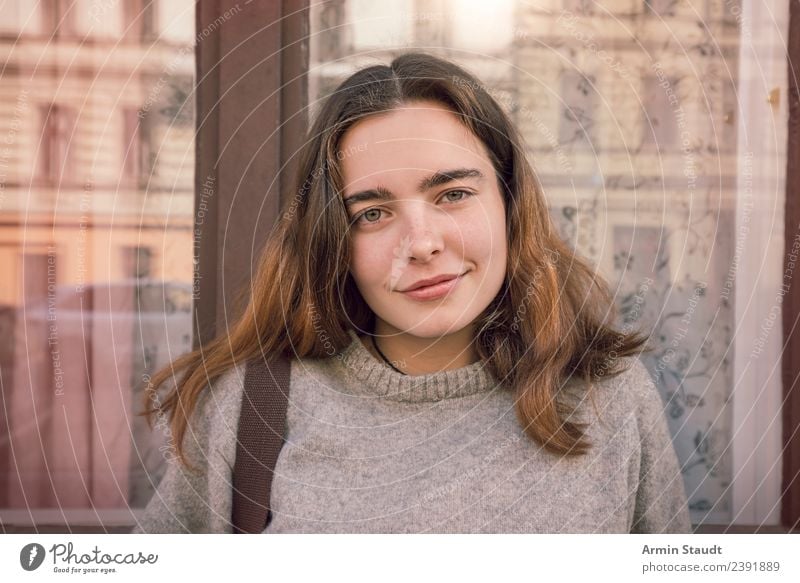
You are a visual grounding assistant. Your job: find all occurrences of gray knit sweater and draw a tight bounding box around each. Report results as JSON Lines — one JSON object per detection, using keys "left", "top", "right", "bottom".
{"left": 131, "top": 329, "right": 692, "bottom": 533}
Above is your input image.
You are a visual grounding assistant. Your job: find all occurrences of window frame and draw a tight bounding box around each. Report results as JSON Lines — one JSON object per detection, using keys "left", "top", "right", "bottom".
{"left": 193, "top": 0, "right": 309, "bottom": 347}
{"left": 783, "top": 0, "right": 800, "bottom": 531}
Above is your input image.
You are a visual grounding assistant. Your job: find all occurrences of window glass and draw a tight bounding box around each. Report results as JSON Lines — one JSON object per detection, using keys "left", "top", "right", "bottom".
{"left": 0, "top": 0, "right": 195, "bottom": 520}
{"left": 309, "top": 0, "right": 770, "bottom": 525}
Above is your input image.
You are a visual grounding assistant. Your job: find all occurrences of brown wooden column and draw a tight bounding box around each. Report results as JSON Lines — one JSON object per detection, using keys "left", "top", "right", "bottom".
{"left": 194, "top": 0, "right": 309, "bottom": 349}
{"left": 783, "top": 0, "right": 800, "bottom": 531}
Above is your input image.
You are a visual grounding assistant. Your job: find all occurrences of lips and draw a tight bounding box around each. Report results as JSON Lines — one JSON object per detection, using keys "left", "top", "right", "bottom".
{"left": 401, "top": 273, "right": 463, "bottom": 292}
{"left": 399, "top": 271, "right": 468, "bottom": 301}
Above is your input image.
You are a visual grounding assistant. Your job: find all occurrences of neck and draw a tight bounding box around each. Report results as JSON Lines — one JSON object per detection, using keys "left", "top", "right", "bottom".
{"left": 363, "top": 321, "right": 480, "bottom": 376}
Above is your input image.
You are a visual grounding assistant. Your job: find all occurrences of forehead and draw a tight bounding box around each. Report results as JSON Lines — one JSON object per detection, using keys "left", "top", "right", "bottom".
{"left": 339, "top": 102, "right": 492, "bottom": 187}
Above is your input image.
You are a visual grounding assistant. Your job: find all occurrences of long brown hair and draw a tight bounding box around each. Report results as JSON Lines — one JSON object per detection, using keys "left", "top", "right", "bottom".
{"left": 140, "top": 51, "right": 651, "bottom": 472}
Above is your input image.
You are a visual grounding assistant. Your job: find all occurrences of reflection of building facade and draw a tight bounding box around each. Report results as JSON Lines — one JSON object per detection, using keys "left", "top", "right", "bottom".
{"left": 0, "top": 1, "right": 195, "bottom": 510}
{"left": 309, "top": 0, "right": 747, "bottom": 524}
{"left": 0, "top": 0, "right": 778, "bottom": 528}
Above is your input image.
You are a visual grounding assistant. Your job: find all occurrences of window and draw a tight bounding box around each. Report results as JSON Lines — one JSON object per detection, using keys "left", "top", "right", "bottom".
{"left": 124, "top": 0, "right": 158, "bottom": 42}
{"left": 41, "top": 0, "right": 75, "bottom": 38}
{"left": 558, "top": 71, "right": 597, "bottom": 152}
{"left": 308, "top": 0, "right": 790, "bottom": 528}
{"left": 121, "top": 108, "right": 149, "bottom": 187}
{"left": 121, "top": 246, "right": 153, "bottom": 280}
{"left": 37, "top": 104, "right": 77, "bottom": 187}
{"left": 641, "top": 74, "right": 679, "bottom": 150}
{"left": 0, "top": 0, "right": 195, "bottom": 529}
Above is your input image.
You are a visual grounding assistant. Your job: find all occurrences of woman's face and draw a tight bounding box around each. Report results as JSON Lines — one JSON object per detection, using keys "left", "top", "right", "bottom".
{"left": 340, "top": 100, "right": 508, "bottom": 338}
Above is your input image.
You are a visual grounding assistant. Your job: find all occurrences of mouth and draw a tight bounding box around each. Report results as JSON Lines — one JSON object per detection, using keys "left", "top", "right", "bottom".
{"left": 400, "top": 271, "right": 468, "bottom": 302}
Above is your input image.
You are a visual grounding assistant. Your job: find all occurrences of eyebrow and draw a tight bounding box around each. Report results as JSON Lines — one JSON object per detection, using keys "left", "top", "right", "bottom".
{"left": 342, "top": 167, "right": 485, "bottom": 209}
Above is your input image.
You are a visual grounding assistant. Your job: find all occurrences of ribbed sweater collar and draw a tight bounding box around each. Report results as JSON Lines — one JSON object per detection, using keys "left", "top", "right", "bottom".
{"left": 336, "top": 328, "right": 498, "bottom": 403}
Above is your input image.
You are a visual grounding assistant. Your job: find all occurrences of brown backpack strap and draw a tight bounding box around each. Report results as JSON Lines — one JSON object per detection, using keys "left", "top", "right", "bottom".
{"left": 232, "top": 353, "right": 290, "bottom": 533}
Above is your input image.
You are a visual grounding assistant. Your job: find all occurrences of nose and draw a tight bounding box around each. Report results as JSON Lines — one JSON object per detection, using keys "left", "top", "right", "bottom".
{"left": 403, "top": 201, "right": 445, "bottom": 263}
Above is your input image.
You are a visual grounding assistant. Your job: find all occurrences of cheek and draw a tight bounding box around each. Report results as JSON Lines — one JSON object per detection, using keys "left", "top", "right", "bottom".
{"left": 349, "top": 237, "right": 388, "bottom": 287}
{"left": 462, "top": 205, "right": 507, "bottom": 263}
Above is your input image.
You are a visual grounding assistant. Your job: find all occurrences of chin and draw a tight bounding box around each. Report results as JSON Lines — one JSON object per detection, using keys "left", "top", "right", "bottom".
{"left": 386, "top": 316, "right": 474, "bottom": 338}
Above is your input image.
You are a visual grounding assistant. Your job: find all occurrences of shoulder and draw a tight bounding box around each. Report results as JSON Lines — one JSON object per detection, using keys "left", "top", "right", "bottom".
{"left": 204, "top": 361, "right": 248, "bottom": 409}
{"left": 562, "top": 355, "right": 665, "bottom": 429}
{"left": 596, "top": 356, "right": 675, "bottom": 444}
{"left": 595, "top": 355, "right": 662, "bottom": 409}
{"left": 188, "top": 360, "right": 248, "bottom": 445}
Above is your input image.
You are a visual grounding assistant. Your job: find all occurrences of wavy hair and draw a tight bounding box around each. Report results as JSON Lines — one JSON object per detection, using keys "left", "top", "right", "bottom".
{"left": 140, "top": 51, "right": 652, "bottom": 472}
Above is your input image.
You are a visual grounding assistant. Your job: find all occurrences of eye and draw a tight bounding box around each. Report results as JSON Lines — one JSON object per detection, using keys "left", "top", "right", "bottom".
{"left": 352, "top": 207, "right": 384, "bottom": 226}
{"left": 351, "top": 189, "right": 475, "bottom": 227}
{"left": 442, "top": 189, "right": 474, "bottom": 203}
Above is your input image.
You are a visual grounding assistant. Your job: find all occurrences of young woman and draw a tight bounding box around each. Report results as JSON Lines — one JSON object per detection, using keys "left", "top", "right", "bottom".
{"left": 132, "top": 52, "right": 691, "bottom": 534}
